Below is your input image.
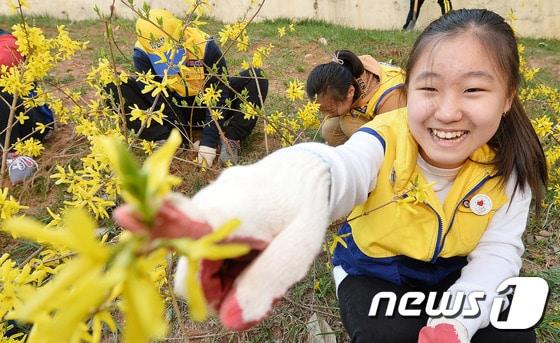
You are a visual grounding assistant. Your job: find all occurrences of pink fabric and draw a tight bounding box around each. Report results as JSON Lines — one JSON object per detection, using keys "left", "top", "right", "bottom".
{"left": 0, "top": 33, "right": 22, "bottom": 67}
{"left": 220, "top": 287, "right": 268, "bottom": 330}
{"left": 418, "top": 323, "right": 461, "bottom": 343}
{"left": 113, "top": 200, "right": 212, "bottom": 239}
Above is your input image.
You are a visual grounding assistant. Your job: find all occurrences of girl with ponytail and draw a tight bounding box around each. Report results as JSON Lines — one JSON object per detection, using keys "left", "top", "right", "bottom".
{"left": 306, "top": 50, "right": 406, "bottom": 146}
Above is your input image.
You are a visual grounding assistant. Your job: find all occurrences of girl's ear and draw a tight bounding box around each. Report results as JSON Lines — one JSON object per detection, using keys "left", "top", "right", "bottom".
{"left": 503, "top": 91, "right": 514, "bottom": 113}
{"left": 347, "top": 85, "right": 355, "bottom": 100}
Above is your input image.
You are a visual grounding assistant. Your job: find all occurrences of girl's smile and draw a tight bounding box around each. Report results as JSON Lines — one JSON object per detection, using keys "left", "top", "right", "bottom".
{"left": 428, "top": 128, "right": 469, "bottom": 147}
{"left": 406, "top": 33, "right": 514, "bottom": 169}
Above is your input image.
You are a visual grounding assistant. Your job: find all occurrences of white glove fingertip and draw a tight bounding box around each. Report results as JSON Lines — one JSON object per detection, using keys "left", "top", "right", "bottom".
{"left": 173, "top": 256, "right": 189, "bottom": 299}
{"left": 191, "top": 140, "right": 200, "bottom": 152}
{"left": 167, "top": 192, "right": 211, "bottom": 226}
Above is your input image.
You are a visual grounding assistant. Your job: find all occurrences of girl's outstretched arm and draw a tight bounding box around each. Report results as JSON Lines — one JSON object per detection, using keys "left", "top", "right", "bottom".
{"left": 115, "top": 130, "right": 385, "bottom": 329}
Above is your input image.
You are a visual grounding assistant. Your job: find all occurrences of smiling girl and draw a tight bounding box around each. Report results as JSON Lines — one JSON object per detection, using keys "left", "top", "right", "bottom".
{"left": 115, "top": 8, "right": 547, "bottom": 343}
{"left": 331, "top": 9, "right": 546, "bottom": 342}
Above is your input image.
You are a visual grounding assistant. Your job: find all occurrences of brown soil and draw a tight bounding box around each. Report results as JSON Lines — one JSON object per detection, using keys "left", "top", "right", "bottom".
{"left": 528, "top": 55, "right": 560, "bottom": 81}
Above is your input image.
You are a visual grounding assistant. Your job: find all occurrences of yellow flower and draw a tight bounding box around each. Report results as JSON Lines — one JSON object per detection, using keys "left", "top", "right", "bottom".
{"left": 531, "top": 116, "right": 554, "bottom": 137}
{"left": 184, "top": 0, "right": 211, "bottom": 16}
{"left": 7, "top": 0, "right": 27, "bottom": 13}
{"left": 553, "top": 184, "right": 560, "bottom": 207}
{"left": 143, "top": 130, "right": 182, "bottom": 199}
{"left": 53, "top": 25, "right": 87, "bottom": 61}
{"left": 63, "top": 184, "right": 115, "bottom": 219}
{"left": 313, "top": 280, "right": 321, "bottom": 291}
{"left": 0, "top": 188, "right": 28, "bottom": 220}
{"left": 506, "top": 8, "right": 517, "bottom": 26}
{"left": 35, "top": 122, "right": 48, "bottom": 134}
{"left": 75, "top": 118, "right": 101, "bottom": 137}
{"left": 129, "top": 104, "right": 145, "bottom": 123}
{"left": 121, "top": 256, "right": 167, "bottom": 343}
{"left": 252, "top": 52, "right": 263, "bottom": 69}
{"left": 129, "top": 103, "right": 166, "bottom": 128}
{"left": 210, "top": 109, "right": 223, "bottom": 121}
{"left": 91, "top": 310, "right": 117, "bottom": 342}
{"left": 328, "top": 233, "right": 351, "bottom": 255}
{"left": 2, "top": 207, "right": 171, "bottom": 342}
{"left": 406, "top": 176, "right": 435, "bottom": 204}
{"left": 14, "top": 138, "right": 44, "bottom": 157}
{"left": 296, "top": 101, "right": 321, "bottom": 129}
{"left": 45, "top": 207, "right": 62, "bottom": 229}
{"left": 545, "top": 146, "right": 560, "bottom": 169}
{"left": 141, "top": 70, "right": 172, "bottom": 98}
{"left": 118, "top": 71, "right": 129, "bottom": 84}
{"left": 250, "top": 44, "right": 274, "bottom": 69}
{"left": 240, "top": 102, "right": 258, "bottom": 120}
{"left": 278, "top": 26, "right": 286, "bottom": 38}
{"left": 4, "top": 210, "right": 119, "bottom": 341}
{"left": 201, "top": 84, "right": 222, "bottom": 107}
{"left": 218, "top": 21, "right": 249, "bottom": 52}
{"left": 87, "top": 58, "right": 115, "bottom": 87}
{"left": 286, "top": 79, "right": 305, "bottom": 101}
{"left": 392, "top": 177, "right": 436, "bottom": 218}
{"left": 15, "top": 112, "right": 29, "bottom": 125}
{"left": 0, "top": 66, "right": 34, "bottom": 96}
{"left": 49, "top": 165, "right": 74, "bottom": 185}
{"left": 98, "top": 130, "right": 182, "bottom": 223}
{"left": 141, "top": 140, "right": 157, "bottom": 156}
{"left": 0, "top": 252, "right": 51, "bottom": 325}
{"left": 4, "top": 208, "right": 109, "bottom": 262}
{"left": 23, "top": 259, "right": 116, "bottom": 342}
{"left": 136, "top": 69, "right": 156, "bottom": 85}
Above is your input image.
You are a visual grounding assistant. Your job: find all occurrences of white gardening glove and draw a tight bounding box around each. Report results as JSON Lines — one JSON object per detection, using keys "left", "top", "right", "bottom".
{"left": 114, "top": 148, "right": 332, "bottom": 330}
{"left": 418, "top": 318, "right": 470, "bottom": 343}
{"left": 191, "top": 140, "right": 200, "bottom": 151}
{"left": 197, "top": 145, "right": 217, "bottom": 167}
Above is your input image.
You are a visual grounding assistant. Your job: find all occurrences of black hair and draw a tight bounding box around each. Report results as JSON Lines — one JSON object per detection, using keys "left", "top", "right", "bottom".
{"left": 405, "top": 9, "right": 547, "bottom": 211}
{"left": 306, "top": 50, "right": 364, "bottom": 102}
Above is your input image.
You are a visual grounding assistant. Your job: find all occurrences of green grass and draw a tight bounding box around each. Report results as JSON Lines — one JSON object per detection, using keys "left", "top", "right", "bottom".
{"left": 523, "top": 37, "right": 560, "bottom": 54}
{"left": 1, "top": 12, "right": 560, "bottom": 343}
{"left": 532, "top": 268, "right": 560, "bottom": 341}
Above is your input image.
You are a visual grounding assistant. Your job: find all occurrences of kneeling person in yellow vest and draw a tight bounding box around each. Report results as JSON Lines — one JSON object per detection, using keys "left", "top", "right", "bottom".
{"left": 108, "top": 9, "right": 268, "bottom": 166}
{"left": 306, "top": 50, "right": 406, "bottom": 146}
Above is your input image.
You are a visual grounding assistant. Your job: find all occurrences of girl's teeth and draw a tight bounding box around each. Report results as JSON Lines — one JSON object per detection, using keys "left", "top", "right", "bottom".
{"left": 431, "top": 129, "right": 466, "bottom": 139}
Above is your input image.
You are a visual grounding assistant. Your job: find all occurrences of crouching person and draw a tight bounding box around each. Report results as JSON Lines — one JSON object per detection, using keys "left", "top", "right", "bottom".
{"left": 106, "top": 9, "right": 268, "bottom": 167}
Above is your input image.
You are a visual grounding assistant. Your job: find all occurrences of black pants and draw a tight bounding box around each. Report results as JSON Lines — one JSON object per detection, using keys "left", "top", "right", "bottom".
{"left": 403, "top": 0, "right": 453, "bottom": 30}
{"left": 105, "top": 68, "right": 268, "bottom": 144}
{"left": 338, "top": 273, "right": 536, "bottom": 343}
{"left": 221, "top": 68, "right": 268, "bottom": 142}
{"left": 0, "top": 91, "right": 53, "bottom": 149}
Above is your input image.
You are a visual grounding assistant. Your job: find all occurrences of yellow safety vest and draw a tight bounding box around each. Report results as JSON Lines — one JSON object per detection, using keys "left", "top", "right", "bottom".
{"left": 135, "top": 10, "right": 208, "bottom": 97}
{"left": 352, "top": 62, "right": 405, "bottom": 119}
{"left": 348, "top": 108, "right": 508, "bottom": 262}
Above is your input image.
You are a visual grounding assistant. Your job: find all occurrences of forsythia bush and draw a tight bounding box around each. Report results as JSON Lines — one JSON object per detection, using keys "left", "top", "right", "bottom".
{"left": 521, "top": 49, "right": 560, "bottom": 205}
{"left": 508, "top": 9, "right": 560, "bottom": 206}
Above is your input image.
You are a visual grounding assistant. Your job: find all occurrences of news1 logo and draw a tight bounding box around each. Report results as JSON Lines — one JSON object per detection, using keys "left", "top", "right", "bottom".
{"left": 490, "top": 277, "right": 549, "bottom": 329}
{"left": 368, "top": 277, "right": 549, "bottom": 329}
